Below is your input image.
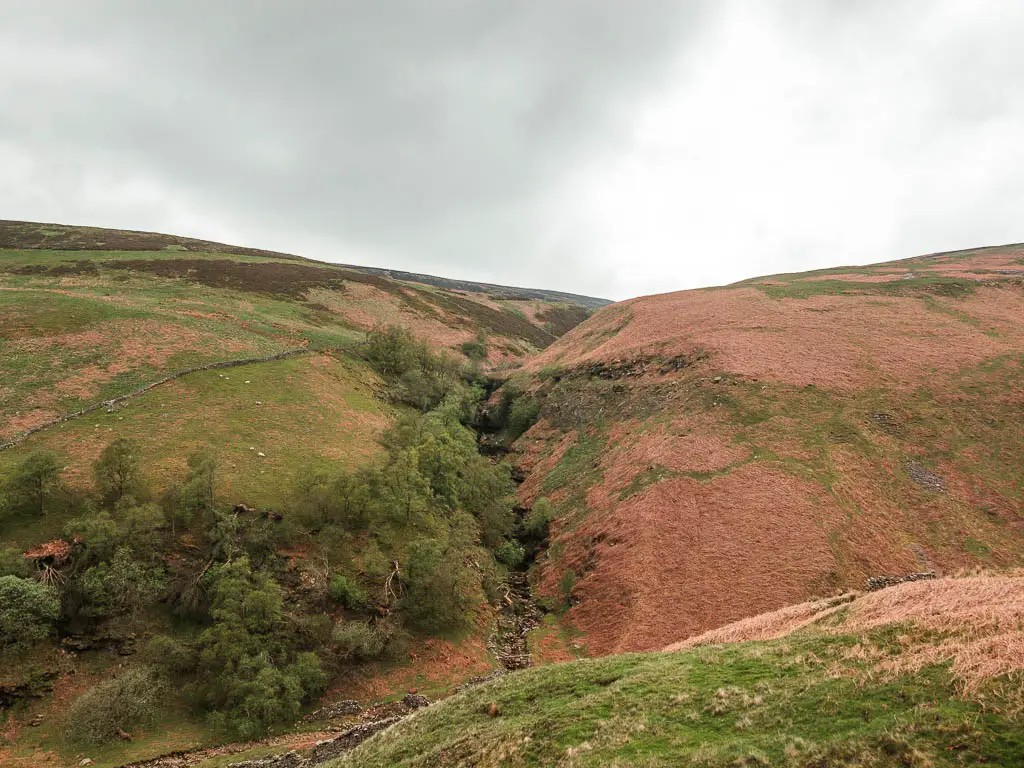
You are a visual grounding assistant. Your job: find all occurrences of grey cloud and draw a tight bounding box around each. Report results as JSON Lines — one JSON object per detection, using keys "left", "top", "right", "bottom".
{"left": 2, "top": 2, "right": 1024, "bottom": 300}
{"left": 1, "top": 1, "right": 709, "bottom": 297}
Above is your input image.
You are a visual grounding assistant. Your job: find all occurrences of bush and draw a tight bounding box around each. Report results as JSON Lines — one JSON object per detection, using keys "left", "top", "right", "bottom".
{"left": 559, "top": 569, "right": 577, "bottom": 602}
{"left": 329, "top": 574, "right": 370, "bottom": 610}
{"left": 524, "top": 497, "right": 555, "bottom": 537}
{"left": 145, "top": 634, "right": 198, "bottom": 676}
{"left": 460, "top": 332, "right": 488, "bottom": 362}
{"left": 67, "top": 667, "right": 165, "bottom": 744}
{"left": 332, "top": 620, "right": 390, "bottom": 661}
{"left": 495, "top": 540, "right": 526, "bottom": 568}
{"left": 507, "top": 395, "right": 540, "bottom": 440}
{"left": 0, "top": 576, "right": 59, "bottom": 651}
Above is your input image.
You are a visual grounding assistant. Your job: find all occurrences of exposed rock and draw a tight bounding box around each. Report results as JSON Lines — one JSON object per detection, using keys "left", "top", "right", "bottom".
{"left": 402, "top": 693, "right": 430, "bottom": 710}
{"left": 308, "top": 717, "right": 404, "bottom": 764}
{"left": 454, "top": 669, "right": 506, "bottom": 693}
{"left": 865, "top": 572, "right": 936, "bottom": 592}
{"left": 302, "top": 699, "right": 362, "bottom": 722}
{"left": 907, "top": 461, "right": 945, "bottom": 492}
{"left": 229, "top": 751, "right": 304, "bottom": 768}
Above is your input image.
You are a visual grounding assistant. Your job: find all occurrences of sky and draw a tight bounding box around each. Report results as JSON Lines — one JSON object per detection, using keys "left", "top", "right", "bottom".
{"left": 2, "top": 1, "right": 1023, "bottom": 301}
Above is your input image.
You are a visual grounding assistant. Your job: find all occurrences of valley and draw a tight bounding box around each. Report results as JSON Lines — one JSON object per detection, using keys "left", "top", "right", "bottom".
{"left": 0, "top": 223, "right": 1022, "bottom": 766}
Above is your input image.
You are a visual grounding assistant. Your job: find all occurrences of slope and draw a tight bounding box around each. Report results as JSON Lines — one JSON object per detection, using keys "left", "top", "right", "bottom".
{"left": 0, "top": 221, "right": 601, "bottom": 765}
{"left": 335, "top": 573, "right": 1024, "bottom": 767}
{"left": 503, "top": 244, "right": 1024, "bottom": 655}
{"left": 0, "top": 220, "right": 602, "bottom": 498}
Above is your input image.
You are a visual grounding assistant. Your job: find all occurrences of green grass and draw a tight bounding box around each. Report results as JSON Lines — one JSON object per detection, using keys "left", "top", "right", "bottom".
{"left": 332, "top": 628, "right": 1024, "bottom": 767}
{"left": 0, "top": 353, "right": 387, "bottom": 538}
{"left": 752, "top": 276, "right": 978, "bottom": 300}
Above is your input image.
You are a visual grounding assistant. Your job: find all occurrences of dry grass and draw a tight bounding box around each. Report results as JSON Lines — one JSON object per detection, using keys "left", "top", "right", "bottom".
{"left": 665, "top": 573, "right": 1024, "bottom": 693}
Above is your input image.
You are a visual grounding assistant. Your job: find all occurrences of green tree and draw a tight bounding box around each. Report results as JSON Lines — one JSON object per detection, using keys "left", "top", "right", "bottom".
{"left": 0, "top": 575, "right": 60, "bottom": 651}
{"left": 193, "top": 558, "right": 325, "bottom": 738}
{"left": 524, "top": 497, "right": 555, "bottom": 537}
{"left": 180, "top": 447, "right": 217, "bottom": 525}
{"left": 93, "top": 438, "right": 143, "bottom": 504}
{"left": 7, "top": 450, "right": 61, "bottom": 516}
{"left": 402, "top": 527, "right": 478, "bottom": 634}
{"left": 379, "top": 449, "right": 431, "bottom": 524}
{"left": 80, "top": 547, "right": 166, "bottom": 619}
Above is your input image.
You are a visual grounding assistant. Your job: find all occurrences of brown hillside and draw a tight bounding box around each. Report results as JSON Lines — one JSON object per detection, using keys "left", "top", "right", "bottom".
{"left": 511, "top": 245, "right": 1024, "bottom": 656}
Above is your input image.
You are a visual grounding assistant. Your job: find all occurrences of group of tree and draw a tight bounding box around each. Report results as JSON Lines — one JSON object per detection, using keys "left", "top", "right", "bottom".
{"left": 0, "top": 325, "right": 533, "bottom": 743}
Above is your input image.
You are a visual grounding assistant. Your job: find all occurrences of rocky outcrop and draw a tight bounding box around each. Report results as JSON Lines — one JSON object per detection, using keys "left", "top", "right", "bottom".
{"left": 865, "top": 572, "right": 937, "bottom": 591}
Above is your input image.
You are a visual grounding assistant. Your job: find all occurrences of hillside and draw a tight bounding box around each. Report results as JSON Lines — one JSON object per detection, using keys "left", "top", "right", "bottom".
{"left": 2, "top": 229, "right": 1022, "bottom": 767}
{"left": 0, "top": 221, "right": 601, "bottom": 766}
{"left": 0, "top": 220, "right": 602, "bottom": 502}
{"left": 336, "top": 573, "right": 1024, "bottom": 766}
{"left": 505, "top": 244, "right": 1024, "bottom": 655}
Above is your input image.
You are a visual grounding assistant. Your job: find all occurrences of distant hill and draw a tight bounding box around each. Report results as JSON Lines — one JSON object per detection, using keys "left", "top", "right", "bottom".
{"left": 0, "top": 219, "right": 611, "bottom": 307}
{"left": 507, "top": 243, "right": 1024, "bottom": 655}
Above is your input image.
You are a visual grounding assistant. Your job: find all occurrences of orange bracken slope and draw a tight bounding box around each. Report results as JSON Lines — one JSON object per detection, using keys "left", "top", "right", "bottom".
{"left": 511, "top": 245, "right": 1024, "bottom": 655}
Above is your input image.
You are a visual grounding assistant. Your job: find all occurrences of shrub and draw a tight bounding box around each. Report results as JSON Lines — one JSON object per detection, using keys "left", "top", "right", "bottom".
{"left": 329, "top": 574, "right": 369, "bottom": 610}
{"left": 559, "top": 570, "right": 577, "bottom": 602}
{"left": 496, "top": 540, "right": 526, "bottom": 568}
{"left": 145, "top": 634, "right": 198, "bottom": 676}
{"left": 332, "top": 620, "right": 389, "bottom": 661}
{"left": 524, "top": 497, "right": 555, "bottom": 537}
{"left": 0, "top": 576, "right": 59, "bottom": 651}
{"left": 67, "top": 667, "right": 165, "bottom": 744}
{"left": 460, "top": 332, "right": 488, "bottom": 362}
{"left": 507, "top": 395, "right": 540, "bottom": 440}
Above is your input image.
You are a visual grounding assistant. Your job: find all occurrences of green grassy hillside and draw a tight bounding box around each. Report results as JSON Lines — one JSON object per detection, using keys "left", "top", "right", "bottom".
{"left": 335, "top": 575, "right": 1024, "bottom": 767}
{"left": 0, "top": 222, "right": 604, "bottom": 766}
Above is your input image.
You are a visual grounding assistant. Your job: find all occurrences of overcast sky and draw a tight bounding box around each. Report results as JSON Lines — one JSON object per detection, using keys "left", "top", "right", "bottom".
{"left": 3, "top": 1, "right": 1023, "bottom": 300}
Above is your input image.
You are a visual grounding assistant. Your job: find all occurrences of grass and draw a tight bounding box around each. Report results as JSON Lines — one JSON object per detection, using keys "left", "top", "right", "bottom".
{"left": 0, "top": 353, "right": 387, "bottom": 536}
{"left": 752, "top": 276, "right": 978, "bottom": 300}
{"left": 332, "top": 625, "right": 1024, "bottom": 766}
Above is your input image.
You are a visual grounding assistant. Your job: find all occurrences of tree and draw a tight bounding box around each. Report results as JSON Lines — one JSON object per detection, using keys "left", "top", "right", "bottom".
{"left": 80, "top": 547, "right": 166, "bottom": 619}
{"left": 379, "top": 449, "right": 431, "bottom": 524}
{"left": 8, "top": 450, "right": 61, "bottom": 516}
{"left": 93, "top": 438, "right": 143, "bottom": 504}
{"left": 524, "top": 497, "right": 555, "bottom": 538}
{"left": 0, "top": 575, "right": 60, "bottom": 651}
{"left": 192, "top": 558, "right": 325, "bottom": 738}
{"left": 180, "top": 447, "right": 217, "bottom": 525}
{"left": 401, "top": 528, "right": 477, "bottom": 634}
